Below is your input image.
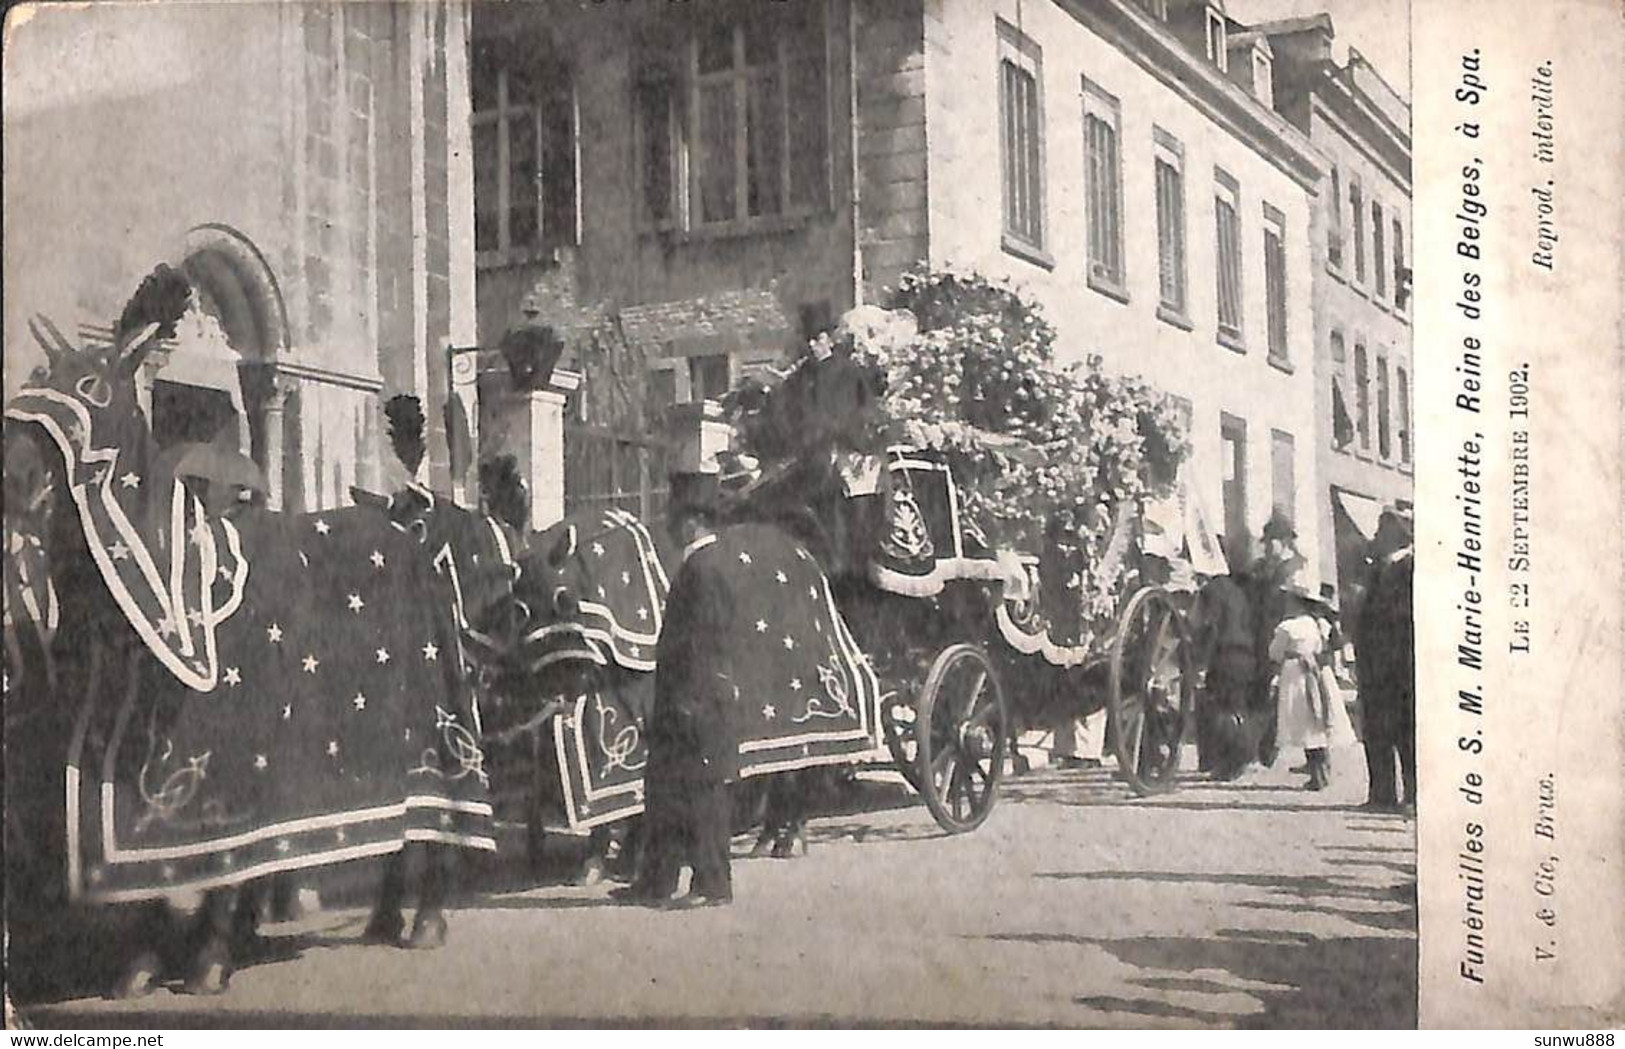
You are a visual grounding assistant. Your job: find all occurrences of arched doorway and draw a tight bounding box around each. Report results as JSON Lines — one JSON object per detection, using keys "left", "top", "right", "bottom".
{"left": 146, "top": 225, "right": 295, "bottom": 508}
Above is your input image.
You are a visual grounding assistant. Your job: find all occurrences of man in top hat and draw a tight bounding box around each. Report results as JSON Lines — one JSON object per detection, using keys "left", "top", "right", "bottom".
{"left": 1354, "top": 504, "right": 1415, "bottom": 813}
{"left": 622, "top": 464, "right": 738, "bottom": 907}
{"left": 1191, "top": 533, "right": 1262, "bottom": 779}
{"left": 1247, "top": 512, "right": 1301, "bottom": 767}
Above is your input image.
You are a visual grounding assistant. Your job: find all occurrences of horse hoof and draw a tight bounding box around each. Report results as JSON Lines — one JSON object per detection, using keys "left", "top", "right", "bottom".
{"left": 405, "top": 912, "right": 447, "bottom": 951}
{"left": 361, "top": 911, "right": 405, "bottom": 947}
{"left": 180, "top": 947, "right": 233, "bottom": 997}
{"left": 109, "top": 951, "right": 162, "bottom": 1000}
{"left": 771, "top": 832, "right": 808, "bottom": 859}
{"left": 574, "top": 856, "right": 606, "bottom": 888}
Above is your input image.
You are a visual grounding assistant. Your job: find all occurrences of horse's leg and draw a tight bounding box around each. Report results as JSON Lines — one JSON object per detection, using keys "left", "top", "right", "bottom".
{"left": 576, "top": 827, "right": 608, "bottom": 886}
{"left": 268, "top": 873, "right": 305, "bottom": 921}
{"left": 771, "top": 771, "right": 810, "bottom": 859}
{"left": 362, "top": 851, "right": 407, "bottom": 945}
{"left": 179, "top": 889, "right": 236, "bottom": 996}
{"left": 749, "top": 778, "right": 777, "bottom": 858}
{"left": 405, "top": 844, "right": 450, "bottom": 951}
{"left": 107, "top": 901, "right": 169, "bottom": 1000}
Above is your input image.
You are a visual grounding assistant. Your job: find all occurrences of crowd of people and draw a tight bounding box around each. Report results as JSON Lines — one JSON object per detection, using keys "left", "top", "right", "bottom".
{"left": 1190, "top": 505, "right": 1416, "bottom": 810}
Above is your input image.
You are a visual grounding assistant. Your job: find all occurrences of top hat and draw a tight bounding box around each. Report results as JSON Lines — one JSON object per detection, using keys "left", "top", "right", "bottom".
{"left": 668, "top": 464, "right": 721, "bottom": 518}
{"left": 1262, "top": 512, "right": 1297, "bottom": 542}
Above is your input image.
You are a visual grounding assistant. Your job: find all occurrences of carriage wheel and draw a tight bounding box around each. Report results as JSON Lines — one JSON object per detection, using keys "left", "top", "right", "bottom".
{"left": 914, "top": 643, "right": 1008, "bottom": 833}
{"left": 1108, "top": 586, "right": 1196, "bottom": 796}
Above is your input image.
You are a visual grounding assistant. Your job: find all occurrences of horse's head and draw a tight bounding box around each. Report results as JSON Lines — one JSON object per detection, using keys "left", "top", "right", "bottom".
{"left": 509, "top": 509, "right": 669, "bottom": 686}
{"left": 18, "top": 265, "right": 191, "bottom": 430}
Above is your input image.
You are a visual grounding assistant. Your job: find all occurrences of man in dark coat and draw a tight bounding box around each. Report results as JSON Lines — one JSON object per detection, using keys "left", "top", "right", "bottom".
{"left": 1355, "top": 506, "right": 1415, "bottom": 812}
{"left": 622, "top": 468, "right": 739, "bottom": 907}
{"left": 1191, "top": 535, "right": 1259, "bottom": 780}
{"left": 1248, "top": 513, "right": 1299, "bottom": 766}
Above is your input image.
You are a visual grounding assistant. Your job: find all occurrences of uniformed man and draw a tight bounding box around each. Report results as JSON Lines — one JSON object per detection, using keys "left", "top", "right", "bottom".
{"left": 619, "top": 467, "right": 738, "bottom": 908}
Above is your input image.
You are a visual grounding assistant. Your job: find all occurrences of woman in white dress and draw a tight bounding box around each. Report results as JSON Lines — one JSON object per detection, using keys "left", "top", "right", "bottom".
{"left": 1270, "top": 561, "right": 1356, "bottom": 790}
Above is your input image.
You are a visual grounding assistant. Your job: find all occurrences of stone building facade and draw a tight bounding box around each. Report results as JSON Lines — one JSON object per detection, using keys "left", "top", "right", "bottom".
{"left": 473, "top": 0, "right": 1327, "bottom": 568}
{"left": 4, "top": 2, "right": 479, "bottom": 513}
{"left": 1261, "top": 14, "right": 1413, "bottom": 610}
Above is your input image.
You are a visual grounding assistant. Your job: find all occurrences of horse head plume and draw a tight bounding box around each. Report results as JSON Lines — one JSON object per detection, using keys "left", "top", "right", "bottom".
{"left": 547, "top": 522, "right": 578, "bottom": 570}
{"left": 384, "top": 394, "right": 427, "bottom": 476}
{"left": 113, "top": 264, "right": 192, "bottom": 377}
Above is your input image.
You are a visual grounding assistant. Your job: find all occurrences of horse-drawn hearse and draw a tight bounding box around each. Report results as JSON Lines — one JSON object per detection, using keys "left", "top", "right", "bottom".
{"left": 2, "top": 265, "right": 1214, "bottom": 1000}
{"left": 477, "top": 292, "right": 1222, "bottom": 847}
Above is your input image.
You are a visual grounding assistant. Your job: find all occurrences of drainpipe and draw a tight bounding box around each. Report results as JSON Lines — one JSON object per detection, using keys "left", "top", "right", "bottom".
{"left": 848, "top": 0, "right": 863, "bottom": 308}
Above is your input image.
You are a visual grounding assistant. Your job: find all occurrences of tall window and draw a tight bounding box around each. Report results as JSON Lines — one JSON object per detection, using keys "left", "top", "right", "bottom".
{"left": 1397, "top": 365, "right": 1412, "bottom": 464}
{"left": 999, "top": 21, "right": 1045, "bottom": 252}
{"left": 635, "top": 3, "right": 830, "bottom": 231}
{"left": 1271, "top": 429, "right": 1296, "bottom": 526}
{"left": 1220, "top": 413, "right": 1248, "bottom": 554}
{"left": 1330, "top": 330, "right": 1354, "bottom": 449}
{"left": 1351, "top": 179, "right": 1367, "bottom": 283}
{"left": 1205, "top": 7, "right": 1228, "bottom": 71}
{"left": 472, "top": 51, "right": 578, "bottom": 259}
{"left": 1354, "top": 342, "right": 1371, "bottom": 451}
{"left": 1214, "top": 170, "right": 1244, "bottom": 347}
{"left": 1263, "top": 204, "right": 1289, "bottom": 365}
{"left": 1327, "top": 166, "right": 1344, "bottom": 270}
{"left": 1153, "top": 129, "right": 1187, "bottom": 317}
{"left": 1393, "top": 217, "right": 1409, "bottom": 310}
{"left": 1373, "top": 201, "right": 1387, "bottom": 298}
{"left": 1083, "top": 81, "right": 1124, "bottom": 293}
{"left": 1377, "top": 354, "right": 1392, "bottom": 460}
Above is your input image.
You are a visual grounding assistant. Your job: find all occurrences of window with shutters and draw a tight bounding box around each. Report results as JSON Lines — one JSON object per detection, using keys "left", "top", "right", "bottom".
{"left": 1373, "top": 201, "right": 1387, "bottom": 299}
{"left": 999, "top": 22, "right": 1046, "bottom": 259}
{"left": 1327, "top": 166, "right": 1344, "bottom": 271}
{"left": 1354, "top": 341, "right": 1371, "bottom": 452}
{"left": 1263, "top": 204, "right": 1289, "bottom": 367}
{"left": 634, "top": 2, "right": 830, "bottom": 234}
{"left": 1350, "top": 178, "right": 1367, "bottom": 284}
{"left": 1083, "top": 80, "right": 1125, "bottom": 297}
{"left": 1330, "top": 330, "right": 1355, "bottom": 451}
{"left": 1376, "top": 353, "right": 1392, "bottom": 460}
{"left": 1397, "top": 364, "right": 1412, "bottom": 464}
{"left": 472, "top": 48, "right": 578, "bottom": 264}
{"left": 1393, "top": 216, "right": 1410, "bottom": 311}
{"left": 1270, "top": 429, "right": 1296, "bottom": 526}
{"left": 1214, "top": 169, "right": 1244, "bottom": 349}
{"left": 1153, "top": 128, "right": 1188, "bottom": 323}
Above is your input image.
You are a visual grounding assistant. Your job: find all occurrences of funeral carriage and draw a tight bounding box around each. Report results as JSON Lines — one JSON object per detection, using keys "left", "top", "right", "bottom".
{"left": 476, "top": 282, "right": 1219, "bottom": 847}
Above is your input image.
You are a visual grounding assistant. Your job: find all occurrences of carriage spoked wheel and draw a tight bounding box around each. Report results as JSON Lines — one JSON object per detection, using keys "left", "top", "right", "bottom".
{"left": 1108, "top": 586, "right": 1196, "bottom": 796}
{"left": 914, "top": 643, "right": 1009, "bottom": 833}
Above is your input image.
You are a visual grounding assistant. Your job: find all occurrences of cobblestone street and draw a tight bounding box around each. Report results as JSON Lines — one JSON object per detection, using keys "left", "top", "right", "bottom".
{"left": 21, "top": 743, "right": 1416, "bottom": 1029}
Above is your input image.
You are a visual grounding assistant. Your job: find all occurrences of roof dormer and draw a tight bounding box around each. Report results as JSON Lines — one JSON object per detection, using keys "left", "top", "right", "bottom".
{"left": 1226, "top": 31, "right": 1275, "bottom": 107}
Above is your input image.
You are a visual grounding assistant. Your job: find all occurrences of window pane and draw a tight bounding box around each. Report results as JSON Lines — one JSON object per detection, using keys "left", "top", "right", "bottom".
{"left": 1002, "top": 62, "right": 1022, "bottom": 234}
{"left": 788, "top": 50, "right": 829, "bottom": 210}
{"left": 1021, "top": 77, "right": 1042, "bottom": 243}
{"left": 1355, "top": 346, "right": 1370, "bottom": 448}
{"left": 471, "top": 44, "right": 501, "bottom": 111}
{"left": 541, "top": 94, "right": 576, "bottom": 244}
{"left": 473, "top": 121, "right": 501, "bottom": 252}
{"left": 690, "top": 355, "right": 730, "bottom": 402}
{"left": 648, "top": 368, "right": 678, "bottom": 412}
{"left": 637, "top": 77, "right": 674, "bottom": 224}
{"left": 698, "top": 20, "right": 735, "bottom": 74}
{"left": 1377, "top": 357, "right": 1392, "bottom": 459}
{"left": 697, "top": 81, "right": 737, "bottom": 223}
{"left": 1271, "top": 431, "right": 1295, "bottom": 523}
{"left": 1155, "top": 160, "right": 1185, "bottom": 310}
{"left": 1216, "top": 198, "right": 1241, "bottom": 331}
{"left": 1398, "top": 367, "right": 1412, "bottom": 462}
{"left": 1351, "top": 185, "right": 1366, "bottom": 280}
{"left": 1373, "top": 204, "right": 1387, "bottom": 295}
{"left": 1266, "top": 229, "right": 1287, "bottom": 360}
{"left": 744, "top": 13, "right": 777, "bottom": 68}
{"left": 509, "top": 112, "right": 540, "bottom": 248}
{"left": 746, "top": 69, "right": 784, "bottom": 217}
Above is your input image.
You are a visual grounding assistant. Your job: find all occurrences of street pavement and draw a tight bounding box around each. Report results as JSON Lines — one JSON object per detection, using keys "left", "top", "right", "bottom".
{"left": 15, "top": 741, "right": 1415, "bottom": 1029}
